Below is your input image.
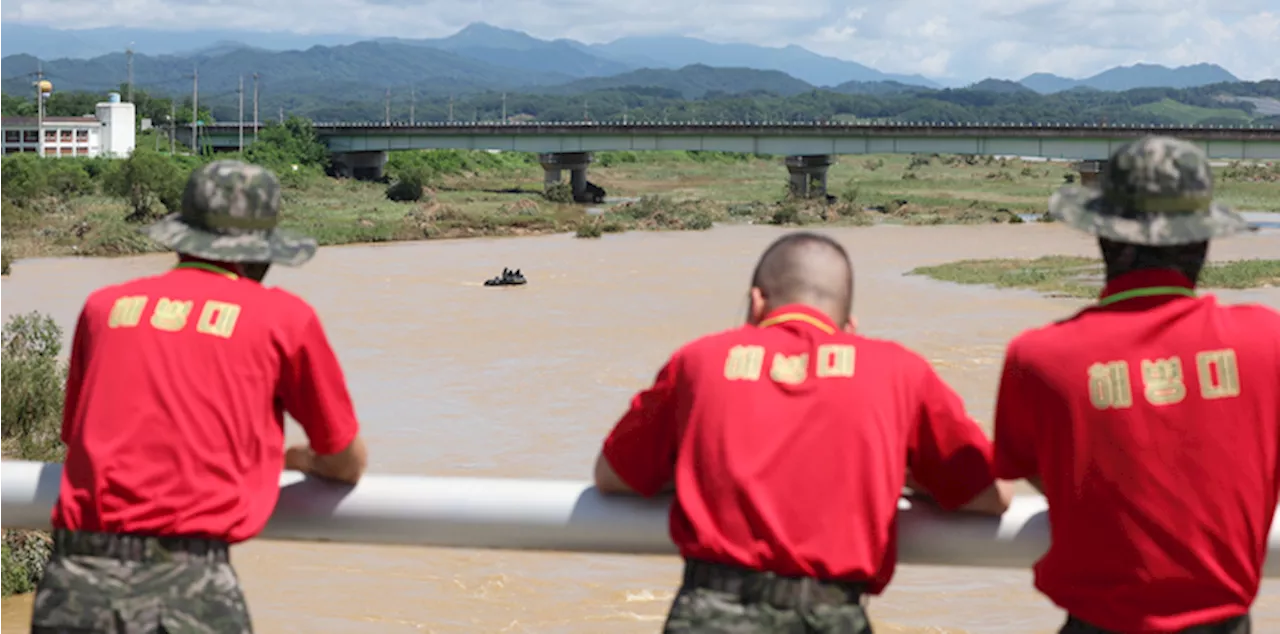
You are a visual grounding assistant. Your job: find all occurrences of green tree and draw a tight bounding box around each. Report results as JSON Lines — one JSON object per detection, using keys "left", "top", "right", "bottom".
{"left": 41, "top": 92, "right": 101, "bottom": 118}
{"left": 244, "top": 116, "right": 329, "bottom": 169}
{"left": 173, "top": 103, "right": 216, "bottom": 127}
{"left": 44, "top": 160, "right": 95, "bottom": 201}
{"left": 105, "top": 147, "right": 187, "bottom": 222}
{"left": 1, "top": 154, "right": 51, "bottom": 206}
{"left": 1, "top": 93, "right": 36, "bottom": 116}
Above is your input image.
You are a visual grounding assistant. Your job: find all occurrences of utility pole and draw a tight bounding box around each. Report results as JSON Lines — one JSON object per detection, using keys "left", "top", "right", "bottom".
{"left": 190, "top": 66, "right": 199, "bottom": 156}
{"left": 237, "top": 75, "right": 245, "bottom": 153}
{"left": 33, "top": 64, "right": 46, "bottom": 157}
{"left": 169, "top": 102, "right": 176, "bottom": 154}
{"left": 448, "top": 94, "right": 454, "bottom": 122}
{"left": 384, "top": 88, "right": 391, "bottom": 125}
{"left": 501, "top": 92, "right": 507, "bottom": 123}
{"left": 410, "top": 87, "right": 416, "bottom": 125}
{"left": 126, "top": 43, "right": 135, "bottom": 103}
{"left": 252, "top": 73, "right": 260, "bottom": 141}
{"left": 278, "top": 106, "right": 284, "bottom": 123}
{"left": 583, "top": 99, "right": 589, "bottom": 121}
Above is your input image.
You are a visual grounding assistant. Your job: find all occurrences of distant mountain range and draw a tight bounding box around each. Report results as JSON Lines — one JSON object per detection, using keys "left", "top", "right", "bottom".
{"left": 0, "top": 22, "right": 1256, "bottom": 102}
{"left": 1018, "top": 63, "right": 1241, "bottom": 94}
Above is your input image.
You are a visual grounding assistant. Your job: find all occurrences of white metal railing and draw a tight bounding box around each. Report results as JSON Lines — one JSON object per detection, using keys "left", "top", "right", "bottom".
{"left": 4, "top": 461, "right": 1279, "bottom": 575}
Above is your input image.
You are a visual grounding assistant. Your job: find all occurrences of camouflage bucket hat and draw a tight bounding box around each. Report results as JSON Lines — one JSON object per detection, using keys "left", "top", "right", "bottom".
{"left": 143, "top": 160, "right": 317, "bottom": 266}
{"left": 1047, "top": 135, "right": 1249, "bottom": 246}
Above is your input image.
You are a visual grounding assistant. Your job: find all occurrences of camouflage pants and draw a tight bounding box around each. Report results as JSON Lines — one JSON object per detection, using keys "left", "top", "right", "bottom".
{"left": 1061, "top": 614, "right": 1250, "bottom": 634}
{"left": 30, "top": 530, "right": 253, "bottom": 634}
{"left": 663, "top": 560, "right": 872, "bottom": 634}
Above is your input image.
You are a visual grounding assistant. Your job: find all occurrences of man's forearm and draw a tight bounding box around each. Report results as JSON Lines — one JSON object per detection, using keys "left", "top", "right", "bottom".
{"left": 908, "top": 479, "right": 1014, "bottom": 516}
{"left": 959, "top": 480, "right": 1014, "bottom": 515}
{"left": 286, "top": 437, "right": 368, "bottom": 485}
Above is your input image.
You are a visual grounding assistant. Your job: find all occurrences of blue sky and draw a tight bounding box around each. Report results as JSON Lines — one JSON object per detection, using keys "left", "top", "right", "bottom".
{"left": 3, "top": 0, "right": 1277, "bottom": 81}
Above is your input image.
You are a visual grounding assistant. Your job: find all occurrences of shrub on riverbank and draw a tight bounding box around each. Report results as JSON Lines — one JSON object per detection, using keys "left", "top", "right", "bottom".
{"left": 2, "top": 532, "right": 53, "bottom": 597}
{"left": 910, "top": 256, "right": 1280, "bottom": 298}
{"left": 2, "top": 313, "right": 67, "bottom": 462}
{"left": 386, "top": 168, "right": 431, "bottom": 202}
{"left": 1, "top": 312, "right": 67, "bottom": 597}
{"left": 767, "top": 199, "right": 875, "bottom": 227}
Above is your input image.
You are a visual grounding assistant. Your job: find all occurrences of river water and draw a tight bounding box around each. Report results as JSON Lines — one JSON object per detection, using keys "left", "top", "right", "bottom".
{"left": 3, "top": 222, "right": 1279, "bottom": 633}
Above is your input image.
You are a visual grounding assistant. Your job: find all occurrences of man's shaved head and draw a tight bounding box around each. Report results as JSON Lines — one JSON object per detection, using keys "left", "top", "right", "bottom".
{"left": 748, "top": 232, "right": 854, "bottom": 325}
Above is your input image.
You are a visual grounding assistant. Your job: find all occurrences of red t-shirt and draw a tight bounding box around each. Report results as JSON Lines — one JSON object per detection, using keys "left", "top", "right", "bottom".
{"left": 53, "top": 262, "right": 361, "bottom": 544}
{"left": 601, "top": 304, "right": 996, "bottom": 593}
{"left": 993, "top": 269, "right": 1280, "bottom": 632}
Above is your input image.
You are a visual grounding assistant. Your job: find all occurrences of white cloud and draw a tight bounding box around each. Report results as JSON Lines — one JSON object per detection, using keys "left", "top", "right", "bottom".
{"left": 3, "top": 0, "right": 1278, "bottom": 81}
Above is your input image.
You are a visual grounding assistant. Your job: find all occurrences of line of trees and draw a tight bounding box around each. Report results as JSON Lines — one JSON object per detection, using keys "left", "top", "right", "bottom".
{"left": 1, "top": 116, "right": 330, "bottom": 248}
{"left": 1, "top": 84, "right": 213, "bottom": 127}
{"left": 6, "top": 80, "right": 1279, "bottom": 127}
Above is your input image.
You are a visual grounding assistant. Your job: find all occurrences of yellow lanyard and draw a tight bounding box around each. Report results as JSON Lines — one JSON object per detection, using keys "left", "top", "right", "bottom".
{"left": 174, "top": 262, "right": 239, "bottom": 279}
{"left": 1096, "top": 285, "right": 1195, "bottom": 307}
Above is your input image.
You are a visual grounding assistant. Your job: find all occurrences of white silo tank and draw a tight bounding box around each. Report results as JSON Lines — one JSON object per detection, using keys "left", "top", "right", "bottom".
{"left": 96, "top": 94, "right": 136, "bottom": 158}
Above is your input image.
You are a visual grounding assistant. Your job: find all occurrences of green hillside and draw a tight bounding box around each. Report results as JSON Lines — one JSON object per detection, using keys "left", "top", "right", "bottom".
{"left": 1134, "top": 98, "right": 1254, "bottom": 124}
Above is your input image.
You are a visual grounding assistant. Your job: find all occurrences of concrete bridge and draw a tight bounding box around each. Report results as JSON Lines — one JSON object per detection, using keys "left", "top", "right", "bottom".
{"left": 187, "top": 121, "right": 1280, "bottom": 200}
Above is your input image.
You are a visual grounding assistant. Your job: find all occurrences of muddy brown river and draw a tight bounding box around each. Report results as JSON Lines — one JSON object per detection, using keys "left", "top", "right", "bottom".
{"left": 3, "top": 223, "right": 1279, "bottom": 633}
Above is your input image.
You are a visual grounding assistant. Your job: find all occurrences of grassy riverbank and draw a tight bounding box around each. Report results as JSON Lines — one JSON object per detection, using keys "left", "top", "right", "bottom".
{"left": 3, "top": 138, "right": 1277, "bottom": 274}
{"left": 0, "top": 313, "right": 66, "bottom": 597}
{"left": 910, "top": 256, "right": 1280, "bottom": 298}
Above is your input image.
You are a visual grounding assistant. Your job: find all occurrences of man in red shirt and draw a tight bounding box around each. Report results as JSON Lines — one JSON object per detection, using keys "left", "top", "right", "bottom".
{"left": 31, "top": 160, "right": 369, "bottom": 634}
{"left": 993, "top": 136, "right": 1276, "bottom": 634}
{"left": 594, "top": 231, "right": 1011, "bottom": 633}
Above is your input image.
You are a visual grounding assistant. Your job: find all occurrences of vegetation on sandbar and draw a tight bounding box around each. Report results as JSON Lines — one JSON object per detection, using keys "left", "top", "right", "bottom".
{"left": 909, "top": 256, "right": 1280, "bottom": 298}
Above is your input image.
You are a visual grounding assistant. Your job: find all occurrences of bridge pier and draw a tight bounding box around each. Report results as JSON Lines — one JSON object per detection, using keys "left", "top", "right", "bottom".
{"left": 785, "top": 155, "right": 835, "bottom": 199}
{"left": 1076, "top": 159, "right": 1109, "bottom": 188}
{"left": 331, "top": 151, "right": 389, "bottom": 181}
{"left": 539, "top": 152, "right": 605, "bottom": 203}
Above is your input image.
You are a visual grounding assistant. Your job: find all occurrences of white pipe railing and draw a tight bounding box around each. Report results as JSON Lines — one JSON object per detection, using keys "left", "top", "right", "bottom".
{"left": 4, "top": 461, "right": 1280, "bottom": 575}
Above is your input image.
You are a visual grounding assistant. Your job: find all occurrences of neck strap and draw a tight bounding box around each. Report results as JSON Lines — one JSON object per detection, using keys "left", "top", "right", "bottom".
{"left": 1097, "top": 285, "right": 1195, "bottom": 307}
{"left": 175, "top": 261, "right": 239, "bottom": 280}
{"left": 757, "top": 312, "right": 836, "bottom": 335}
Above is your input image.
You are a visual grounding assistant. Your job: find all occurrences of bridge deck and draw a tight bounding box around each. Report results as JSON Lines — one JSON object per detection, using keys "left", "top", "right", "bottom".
{"left": 192, "top": 121, "right": 1280, "bottom": 160}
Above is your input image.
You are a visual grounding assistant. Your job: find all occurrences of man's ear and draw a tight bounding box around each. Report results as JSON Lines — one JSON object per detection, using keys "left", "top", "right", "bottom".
{"left": 747, "top": 286, "right": 768, "bottom": 326}
{"left": 843, "top": 315, "right": 858, "bottom": 334}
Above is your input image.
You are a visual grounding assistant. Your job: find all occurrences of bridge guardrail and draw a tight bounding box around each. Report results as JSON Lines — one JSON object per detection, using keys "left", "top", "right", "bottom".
{"left": 4, "top": 460, "right": 1280, "bottom": 576}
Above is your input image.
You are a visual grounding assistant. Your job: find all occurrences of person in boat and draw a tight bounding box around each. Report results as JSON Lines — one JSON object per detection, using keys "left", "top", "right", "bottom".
{"left": 485, "top": 268, "right": 526, "bottom": 286}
